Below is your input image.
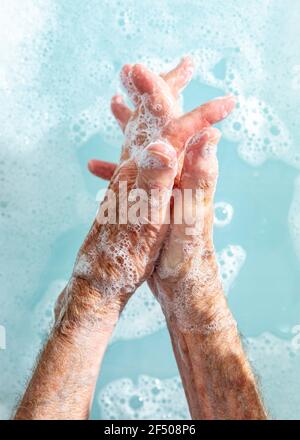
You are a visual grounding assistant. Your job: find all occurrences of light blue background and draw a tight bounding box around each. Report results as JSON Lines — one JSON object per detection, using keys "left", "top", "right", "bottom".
{"left": 0, "top": 0, "right": 300, "bottom": 419}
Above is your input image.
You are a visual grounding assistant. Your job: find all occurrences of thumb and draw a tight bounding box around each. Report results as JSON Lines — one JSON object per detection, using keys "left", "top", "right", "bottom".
{"left": 181, "top": 127, "right": 221, "bottom": 191}
{"left": 136, "top": 141, "right": 177, "bottom": 192}
{"left": 135, "top": 142, "right": 177, "bottom": 226}
{"left": 88, "top": 159, "right": 117, "bottom": 180}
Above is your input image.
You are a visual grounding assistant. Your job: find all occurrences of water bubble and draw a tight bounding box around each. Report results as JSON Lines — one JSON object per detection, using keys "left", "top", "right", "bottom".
{"left": 214, "top": 202, "right": 234, "bottom": 227}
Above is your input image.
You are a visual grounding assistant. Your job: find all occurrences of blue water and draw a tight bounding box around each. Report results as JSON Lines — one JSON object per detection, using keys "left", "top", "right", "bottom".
{"left": 1, "top": 0, "right": 300, "bottom": 419}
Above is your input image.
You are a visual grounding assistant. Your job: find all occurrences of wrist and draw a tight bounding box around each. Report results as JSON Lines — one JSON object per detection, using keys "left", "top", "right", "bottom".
{"left": 72, "top": 221, "right": 145, "bottom": 305}
{"left": 152, "top": 253, "right": 236, "bottom": 335}
{"left": 154, "top": 245, "right": 219, "bottom": 298}
{"left": 54, "top": 276, "right": 124, "bottom": 339}
{"left": 164, "top": 285, "right": 236, "bottom": 336}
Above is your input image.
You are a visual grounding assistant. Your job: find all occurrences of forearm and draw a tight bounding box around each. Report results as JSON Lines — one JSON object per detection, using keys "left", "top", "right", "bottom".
{"left": 14, "top": 277, "right": 120, "bottom": 420}
{"left": 166, "top": 298, "right": 267, "bottom": 419}
{"left": 153, "top": 260, "right": 267, "bottom": 420}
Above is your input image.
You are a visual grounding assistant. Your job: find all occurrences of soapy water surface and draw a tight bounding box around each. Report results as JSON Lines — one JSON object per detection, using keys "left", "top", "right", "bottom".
{"left": 1, "top": 0, "right": 300, "bottom": 419}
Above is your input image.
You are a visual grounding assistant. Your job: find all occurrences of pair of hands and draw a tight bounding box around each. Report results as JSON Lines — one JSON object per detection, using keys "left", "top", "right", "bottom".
{"left": 59, "top": 57, "right": 235, "bottom": 333}
{"left": 16, "top": 57, "right": 267, "bottom": 422}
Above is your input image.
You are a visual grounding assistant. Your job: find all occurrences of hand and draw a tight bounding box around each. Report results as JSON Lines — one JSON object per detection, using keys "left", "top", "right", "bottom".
{"left": 149, "top": 126, "right": 232, "bottom": 334}
{"left": 61, "top": 58, "right": 234, "bottom": 330}
{"left": 88, "top": 57, "right": 236, "bottom": 333}
{"left": 89, "top": 57, "right": 235, "bottom": 182}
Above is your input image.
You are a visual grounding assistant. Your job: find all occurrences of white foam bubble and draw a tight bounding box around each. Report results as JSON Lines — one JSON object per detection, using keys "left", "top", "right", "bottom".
{"left": 190, "top": 47, "right": 225, "bottom": 89}
{"left": 100, "top": 330, "right": 300, "bottom": 420}
{"left": 70, "top": 96, "right": 122, "bottom": 147}
{"left": 222, "top": 95, "right": 296, "bottom": 167}
{"left": 111, "top": 283, "right": 165, "bottom": 343}
{"left": 246, "top": 331, "right": 300, "bottom": 419}
{"left": 0, "top": 0, "right": 55, "bottom": 90}
{"left": 138, "top": 142, "right": 169, "bottom": 169}
{"left": 214, "top": 202, "right": 234, "bottom": 227}
{"left": 217, "top": 245, "right": 246, "bottom": 293}
{"left": 1, "top": 0, "right": 300, "bottom": 419}
{"left": 110, "top": 245, "right": 246, "bottom": 342}
{"left": 98, "top": 375, "right": 189, "bottom": 420}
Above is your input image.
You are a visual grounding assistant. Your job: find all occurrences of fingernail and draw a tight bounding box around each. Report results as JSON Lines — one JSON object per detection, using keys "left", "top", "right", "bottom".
{"left": 187, "top": 131, "right": 208, "bottom": 147}
{"left": 226, "top": 94, "right": 237, "bottom": 106}
{"left": 112, "top": 95, "right": 123, "bottom": 104}
{"left": 227, "top": 95, "right": 237, "bottom": 104}
{"left": 140, "top": 142, "right": 177, "bottom": 169}
{"left": 88, "top": 160, "right": 94, "bottom": 172}
{"left": 187, "top": 129, "right": 220, "bottom": 159}
{"left": 222, "top": 96, "right": 236, "bottom": 118}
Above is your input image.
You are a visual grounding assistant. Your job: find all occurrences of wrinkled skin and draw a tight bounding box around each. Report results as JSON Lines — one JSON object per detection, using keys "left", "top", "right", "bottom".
{"left": 87, "top": 57, "right": 235, "bottom": 312}
{"left": 15, "top": 59, "right": 267, "bottom": 422}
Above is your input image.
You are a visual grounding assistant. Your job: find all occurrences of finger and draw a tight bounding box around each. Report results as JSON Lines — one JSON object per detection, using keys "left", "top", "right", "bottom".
{"left": 88, "top": 159, "right": 117, "bottom": 180}
{"left": 131, "top": 64, "right": 175, "bottom": 117}
{"left": 181, "top": 127, "right": 221, "bottom": 190}
{"left": 135, "top": 142, "right": 177, "bottom": 227}
{"left": 173, "top": 127, "right": 221, "bottom": 239}
{"left": 111, "top": 95, "right": 132, "bottom": 132}
{"left": 161, "top": 56, "right": 194, "bottom": 95}
{"left": 120, "top": 64, "right": 140, "bottom": 105}
{"left": 165, "top": 95, "right": 235, "bottom": 149}
{"left": 136, "top": 142, "right": 177, "bottom": 191}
